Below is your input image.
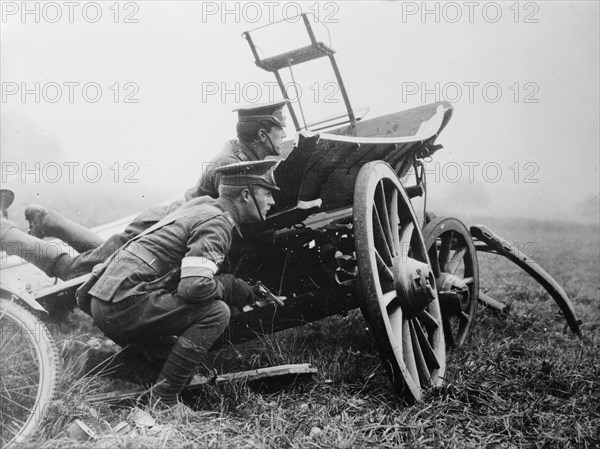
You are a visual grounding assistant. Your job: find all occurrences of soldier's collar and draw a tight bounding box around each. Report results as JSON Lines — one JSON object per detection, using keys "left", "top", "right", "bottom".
{"left": 236, "top": 140, "right": 262, "bottom": 161}
{"left": 215, "top": 196, "right": 243, "bottom": 237}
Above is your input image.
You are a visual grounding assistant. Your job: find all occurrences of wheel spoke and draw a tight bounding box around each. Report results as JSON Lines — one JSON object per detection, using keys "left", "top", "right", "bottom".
{"left": 428, "top": 246, "right": 442, "bottom": 278}
{"left": 411, "top": 319, "right": 441, "bottom": 370}
{"left": 0, "top": 390, "right": 38, "bottom": 400}
{"left": 0, "top": 392, "right": 34, "bottom": 410}
{"left": 381, "top": 291, "right": 397, "bottom": 308}
{"left": 0, "top": 328, "right": 22, "bottom": 352}
{"left": 409, "top": 320, "right": 432, "bottom": 386}
{"left": 398, "top": 222, "right": 415, "bottom": 260}
{"left": 388, "top": 189, "right": 401, "bottom": 252}
{"left": 387, "top": 308, "right": 404, "bottom": 357}
{"left": 447, "top": 245, "right": 468, "bottom": 275}
{"left": 438, "top": 231, "right": 453, "bottom": 271}
{"left": 376, "top": 181, "right": 395, "bottom": 256}
{"left": 0, "top": 414, "right": 26, "bottom": 425}
{"left": 0, "top": 361, "right": 39, "bottom": 374}
{"left": 0, "top": 347, "right": 37, "bottom": 364}
{"left": 375, "top": 250, "right": 394, "bottom": 283}
{"left": 394, "top": 310, "right": 419, "bottom": 387}
{"left": 442, "top": 315, "right": 455, "bottom": 348}
{"left": 1, "top": 384, "right": 42, "bottom": 393}
{"left": 373, "top": 206, "right": 393, "bottom": 264}
{"left": 417, "top": 310, "right": 440, "bottom": 332}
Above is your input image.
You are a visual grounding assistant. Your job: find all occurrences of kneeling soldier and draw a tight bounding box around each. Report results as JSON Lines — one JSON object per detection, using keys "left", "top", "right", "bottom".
{"left": 87, "top": 160, "right": 279, "bottom": 406}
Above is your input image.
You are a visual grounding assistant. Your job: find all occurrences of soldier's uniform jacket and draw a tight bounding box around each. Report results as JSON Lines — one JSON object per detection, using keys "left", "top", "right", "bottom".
{"left": 89, "top": 196, "right": 242, "bottom": 304}
{"left": 184, "top": 139, "right": 260, "bottom": 200}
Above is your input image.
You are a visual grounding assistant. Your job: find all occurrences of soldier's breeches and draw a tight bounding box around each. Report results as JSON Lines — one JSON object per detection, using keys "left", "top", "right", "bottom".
{"left": 1, "top": 218, "right": 133, "bottom": 280}
{"left": 90, "top": 292, "right": 231, "bottom": 404}
{"left": 61, "top": 221, "right": 157, "bottom": 279}
{"left": 154, "top": 302, "right": 230, "bottom": 405}
{"left": 63, "top": 231, "right": 131, "bottom": 279}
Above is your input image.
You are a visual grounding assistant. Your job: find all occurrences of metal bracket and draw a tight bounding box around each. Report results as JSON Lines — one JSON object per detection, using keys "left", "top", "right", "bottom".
{"left": 242, "top": 13, "right": 356, "bottom": 134}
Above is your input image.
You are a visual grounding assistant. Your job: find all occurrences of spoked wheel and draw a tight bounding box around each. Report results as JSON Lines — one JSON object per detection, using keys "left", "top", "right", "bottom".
{"left": 0, "top": 298, "right": 60, "bottom": 446}
{"left": 423, "top": 217, "right": 479, "bottom": 349}
{"left": 354, "top": 161, "right": 445, "bottom": 403}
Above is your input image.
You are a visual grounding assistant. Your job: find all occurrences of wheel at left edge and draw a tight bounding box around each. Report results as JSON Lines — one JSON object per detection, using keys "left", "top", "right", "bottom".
{"left": 1, "top": 298, "right": 60, "bottom": 447}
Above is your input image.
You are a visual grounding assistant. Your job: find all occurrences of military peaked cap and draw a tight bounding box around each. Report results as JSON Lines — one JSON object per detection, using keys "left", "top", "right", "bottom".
{"left": 234, "top": 100, "right": 289, "bottom": 128}
{"left": 215, "top": 160, "right": 280, "bottom": 191}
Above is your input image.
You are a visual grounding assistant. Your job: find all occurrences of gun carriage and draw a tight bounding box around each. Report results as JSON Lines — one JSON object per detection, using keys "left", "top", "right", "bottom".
{"left": 0, "top": 14, "right": 581, "bottom": 446}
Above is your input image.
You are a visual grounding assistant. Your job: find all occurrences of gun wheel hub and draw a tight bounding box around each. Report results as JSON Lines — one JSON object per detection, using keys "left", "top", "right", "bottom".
{"left": 394, "top": 258, "right": 436, "bottom": 317}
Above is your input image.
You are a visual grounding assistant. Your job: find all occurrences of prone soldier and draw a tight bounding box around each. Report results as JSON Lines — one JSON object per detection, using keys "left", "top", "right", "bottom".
{"left": 0, "top": 101, "right": 288, "bottom": 280}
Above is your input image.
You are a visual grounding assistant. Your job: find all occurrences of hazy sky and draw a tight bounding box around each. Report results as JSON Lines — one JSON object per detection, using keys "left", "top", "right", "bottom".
{"left": 1, "top": 1, "right": 598, "bottom": 223}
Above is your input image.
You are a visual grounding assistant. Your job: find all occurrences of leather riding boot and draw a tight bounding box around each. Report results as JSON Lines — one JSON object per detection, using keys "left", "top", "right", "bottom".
{"left": 1, "top": 218, "right": 72, "bottom": 279}
{"left": 151, "top": 301, "right": 230, "bottom": 406}
{"left": 25, "top": 204, "right": 104, "bottom": 253}
{"left": 152, "top": 336, "right": 206, "bottom": 407}
{"left": 1, "top": 188, "right": 15, "bottom": 219}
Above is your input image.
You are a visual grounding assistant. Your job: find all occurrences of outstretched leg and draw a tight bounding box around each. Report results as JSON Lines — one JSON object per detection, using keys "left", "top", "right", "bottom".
{"left": 25, "top": 204, "right": 104, "bottom": 253}
{"left": 1, "top": 218, "right": 73, "bottom": 280}
{"left": 1, "top": 188, "right": 15, "bottom": 219}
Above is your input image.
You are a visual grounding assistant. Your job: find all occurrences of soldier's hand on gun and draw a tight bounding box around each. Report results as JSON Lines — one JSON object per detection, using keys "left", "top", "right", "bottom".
{"left": 217, "top": 274, "right": 256, "bottom": 309}
{"left": 249, "top": 281, "right": 286, "bottom": 308}
{"left": 217, "top": 275, "right": 286, "bottom": 313}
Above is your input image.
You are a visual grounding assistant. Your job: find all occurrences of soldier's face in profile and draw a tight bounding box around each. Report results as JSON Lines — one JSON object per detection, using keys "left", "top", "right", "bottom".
{"left": 266, "top": 126, "right": 287, "bottom": 155}
{"left": 246, "top": 186, "right": 275, "bottom": 222}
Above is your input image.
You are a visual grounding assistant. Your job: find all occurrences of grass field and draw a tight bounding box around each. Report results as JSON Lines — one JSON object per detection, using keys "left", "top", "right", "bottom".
{"left": 22, "top": 217, "right": 600, "bottom": 448}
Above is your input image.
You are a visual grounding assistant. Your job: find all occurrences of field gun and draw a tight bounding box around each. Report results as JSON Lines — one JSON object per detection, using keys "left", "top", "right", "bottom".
{"left": 0, "top": 14, "right": 581, "bottom": 446}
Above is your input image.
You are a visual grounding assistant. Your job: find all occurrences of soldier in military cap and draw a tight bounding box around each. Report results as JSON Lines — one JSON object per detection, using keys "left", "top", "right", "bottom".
{"left": 185, "top": 99, "right": 288, "bottom": 199}
{"left": 2, "top": 101, "right": 289, "bottom": 281}
{"left": 88, "top": 160, "right": 278, "bottom": 407}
